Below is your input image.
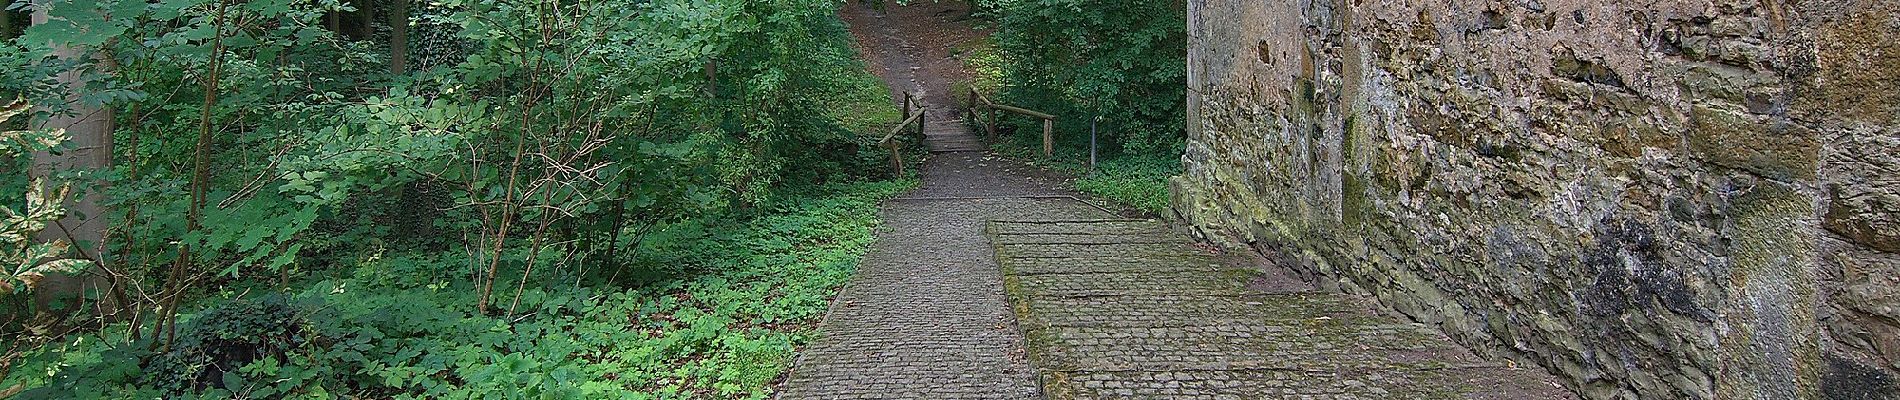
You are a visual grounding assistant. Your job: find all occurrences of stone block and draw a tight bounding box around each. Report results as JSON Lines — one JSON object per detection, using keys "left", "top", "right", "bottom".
{"left": 1687, "top": 104, "right": 1816, "bottom": 181}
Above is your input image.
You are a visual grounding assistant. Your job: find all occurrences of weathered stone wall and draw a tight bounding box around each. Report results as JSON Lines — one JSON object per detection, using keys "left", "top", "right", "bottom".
{"left": 1173, "top": 0, "right": 1900, "bottom": 398}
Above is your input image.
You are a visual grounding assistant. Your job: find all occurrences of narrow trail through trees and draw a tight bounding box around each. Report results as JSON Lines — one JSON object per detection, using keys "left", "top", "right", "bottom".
{"left": 776, "top": 3, "right": 1105, "bottom": 398}
{"left": 780, "top": 1, "right": 1576, "bottom": 398}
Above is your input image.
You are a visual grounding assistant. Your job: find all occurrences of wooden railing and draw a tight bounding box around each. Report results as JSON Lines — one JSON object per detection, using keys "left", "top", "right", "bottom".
{"left": 880, "top": 92, "right": 926, "bottom": 175}
{"left": 968, "top": 88, "right": 1056, "bottom": 158}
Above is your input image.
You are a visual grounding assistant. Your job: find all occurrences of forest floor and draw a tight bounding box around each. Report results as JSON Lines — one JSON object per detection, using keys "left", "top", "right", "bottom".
{"left": 778, "top": 1, "right": 1576, "bottom": 398}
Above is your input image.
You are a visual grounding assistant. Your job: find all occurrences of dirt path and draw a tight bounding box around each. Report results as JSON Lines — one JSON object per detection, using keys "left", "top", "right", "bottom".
{"left": 838, "top": 0, "right": 985, "bottom": 107}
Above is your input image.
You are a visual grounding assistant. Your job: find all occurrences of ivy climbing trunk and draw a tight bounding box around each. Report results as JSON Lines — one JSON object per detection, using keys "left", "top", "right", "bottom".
{"left": 388, "top": 0, "right": 407, "bottom": 73}
{"left": 28, "top": 2, "right": 115, "bottom": 314}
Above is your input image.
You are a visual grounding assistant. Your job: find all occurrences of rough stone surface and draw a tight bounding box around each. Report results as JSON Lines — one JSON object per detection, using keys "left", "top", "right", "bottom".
{"left": 1178, "top": 0, "right": 1900, "bottom": 398}
{"left": 991, "top": 220, "right": 1574, "bottom": 399}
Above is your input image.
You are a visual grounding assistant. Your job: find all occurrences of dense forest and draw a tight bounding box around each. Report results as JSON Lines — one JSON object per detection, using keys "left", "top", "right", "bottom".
{"left": 0, "top": 0, "right": 1183, "bottom": 397}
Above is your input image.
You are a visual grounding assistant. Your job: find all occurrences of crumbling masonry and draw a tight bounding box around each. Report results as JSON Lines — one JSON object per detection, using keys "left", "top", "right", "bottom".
{"left": 1174, "top": 0, "right": 1900, "bottom": 398}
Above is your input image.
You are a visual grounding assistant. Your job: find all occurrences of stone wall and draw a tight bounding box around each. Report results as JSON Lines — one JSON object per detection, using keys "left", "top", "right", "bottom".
{"left": 1173, "top": 0, "right": 1900, "bottom": 398}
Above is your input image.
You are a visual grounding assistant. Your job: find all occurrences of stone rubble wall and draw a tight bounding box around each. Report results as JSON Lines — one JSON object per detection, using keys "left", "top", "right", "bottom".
{"left": 1173, "top": 0, "right": 1900, "bottom": 398}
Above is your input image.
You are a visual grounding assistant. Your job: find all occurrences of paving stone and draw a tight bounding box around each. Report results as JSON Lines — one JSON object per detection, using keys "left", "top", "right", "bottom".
{"left": 988, "top": 220, "right": 1173, "bottom": 236}
{"left": 1008, "top": 271, "right": 1249, "bottom": 297}
{"left": 989, "top": 219, "right": 1577, "bottom": 399}
{"left": 990, "top": 232, "right": 1190, "bottom": 245}
{"left": 995, "top": 242, "right": 1214, "bottom": 260}
{"left": 1001, "top": 256, "right": 1233, "bottom": 275}
{"left": 776, "top": 111, "right": 1115, "bottom": 399}
{"left": 1014, "top": 293, "right": 1379, "bottom": 328}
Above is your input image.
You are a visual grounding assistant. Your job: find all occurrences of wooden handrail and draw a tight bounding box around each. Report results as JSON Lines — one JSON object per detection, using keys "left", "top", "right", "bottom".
{"left": 969, "top": 88, "right": 1057, "bottom": 158}
{"left": 882, "top": 102, "right": 926, "bottom": 175}
{"left": 971, "top": 90, "right": 1056, "bottom": 119}
{"left": 990, "top": 103, "right": 1054, "bottom": 120}
{"left": 882, "top": 105, "right": 926, "bottom": 144}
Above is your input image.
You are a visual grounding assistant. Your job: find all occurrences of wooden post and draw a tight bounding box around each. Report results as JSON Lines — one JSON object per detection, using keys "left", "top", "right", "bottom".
{"left": 987, "top": 108, "right": 997, "bottom": 141}
{"left": 888, "top": 141, "right": 903, "bottom": 175}
{"left": 966, "top": 89, "right": 976, "bottom": 124}
{"left": 1089, "top": 117, "right": 1098, "bottom": 172}
{"left": 1042, "top": 118, "right": 1053, "bottom": 158}
{"left": 915, "top": 107, "right": 926, "bottom": 138}
{"left": 901, "top": 92, "right": 911, "bottom": 120}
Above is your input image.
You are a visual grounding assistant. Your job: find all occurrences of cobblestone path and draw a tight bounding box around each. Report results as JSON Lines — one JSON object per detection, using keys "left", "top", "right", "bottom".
{"left": 774, "top": 118, "right": 1115, "bottom": 399}
{"left": 778, "top": 2, "right": 1099, "bottom": 395}
{"left": 988, "top": 220, "right": 1576, "bottom": 399}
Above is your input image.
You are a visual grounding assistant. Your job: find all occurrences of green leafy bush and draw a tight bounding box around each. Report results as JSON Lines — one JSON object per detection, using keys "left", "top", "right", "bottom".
{"left": 953, "top": 0, "right": 1185, "bottom": 215}
{"left": 140, "top": 295, "right": 315, "bottom": 396}
{"left": 974, "top": 0, "right": 1187, "bottom": 154}
{"left": 1, "top": 0, "right": 918, "bottom": 396}
{"left": 6, "top": 179, "right": 914, "bottom": 399}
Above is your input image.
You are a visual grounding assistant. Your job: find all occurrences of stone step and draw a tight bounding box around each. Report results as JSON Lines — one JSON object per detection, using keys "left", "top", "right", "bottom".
{"left": 1023, "top": 322, "right": 1490, "bottom": 373}
{"left": 994, "top": 242, "right": 1214, "bottom": 261}
{"left": 1013, "top": 293, "right": 1380, "bottom": 328}
{"left": 988, "top": 220, "right": 1169, "bottom": 236}
{"left": 989, "top": 219, "right": 1573, "bottom": 399}
{"left": 1006, "top": 270, "right": 1249, "bottom": 297}
{"left": 1045, "top": 366, "right": 1545, "bottom": 399}
{"left": 1000, "top": 256, "right": 1232, "bottom": 275}
{"left": 991, "top": 232, "right": 1190, "bottom": 245}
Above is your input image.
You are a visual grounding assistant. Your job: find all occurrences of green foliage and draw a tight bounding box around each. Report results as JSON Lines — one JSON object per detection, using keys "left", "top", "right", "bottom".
{"left": 974, "top": 0, "right": 1187, "bottom": 154}
{"left": 1073, "top": 155, "right": 1177, "bottom": 214}
{"left": 5, "top": 180, "right": 915, "bottom": 399}
{"left": 139, "top": 294, "right": 315, "bottom": 396}
{"left": 0, "top": 101, "right": 93, "bottom": 295}
{"left": 988, "top": 133, "right": 1178, "bottom": 215}
{"left": 2, "top": 0, "right": 915, "bottom": 396}
{"left": 954, "top": 0, "right": 1184, "bottom": 214}
{"left": 6, "top": 0, "right": 894, "bottom": 285}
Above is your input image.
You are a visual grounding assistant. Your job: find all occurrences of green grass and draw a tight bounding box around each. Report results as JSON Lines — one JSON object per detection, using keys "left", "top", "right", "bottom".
{"left": 982, "top": 129, "right": 1180, "bottom": 215}
{"left": 830, "top": 65, "right": 904, "bottom": 138}
{"left": 1072, "top": 155, "right": 1177, "bottom": 215}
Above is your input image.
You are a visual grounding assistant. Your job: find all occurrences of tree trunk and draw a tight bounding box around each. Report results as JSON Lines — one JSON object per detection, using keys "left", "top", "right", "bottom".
{"left": 352, "top": 0, "right": 373, "bottom": 40}
{"left": 387, "top": 0, "right": 407, "bottom": 73}
{"left": 159, "top": 0, "right": 229, "bottom": 348}
{"left": 28, "top": 6, "right": 114, "bottom": 313}
{"left": 2, "top": 0, "right": 13, "bottom": 39}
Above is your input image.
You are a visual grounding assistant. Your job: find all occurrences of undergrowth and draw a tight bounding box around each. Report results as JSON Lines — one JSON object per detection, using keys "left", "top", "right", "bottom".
{"left": 951, "top": 35, "right": 1180, "bottom": 216}
{"left": 2, "top": 179, "right": 914, "bottom": 399}
{"left": 985, "top": 131, "right": 1179, "bottom": 215}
